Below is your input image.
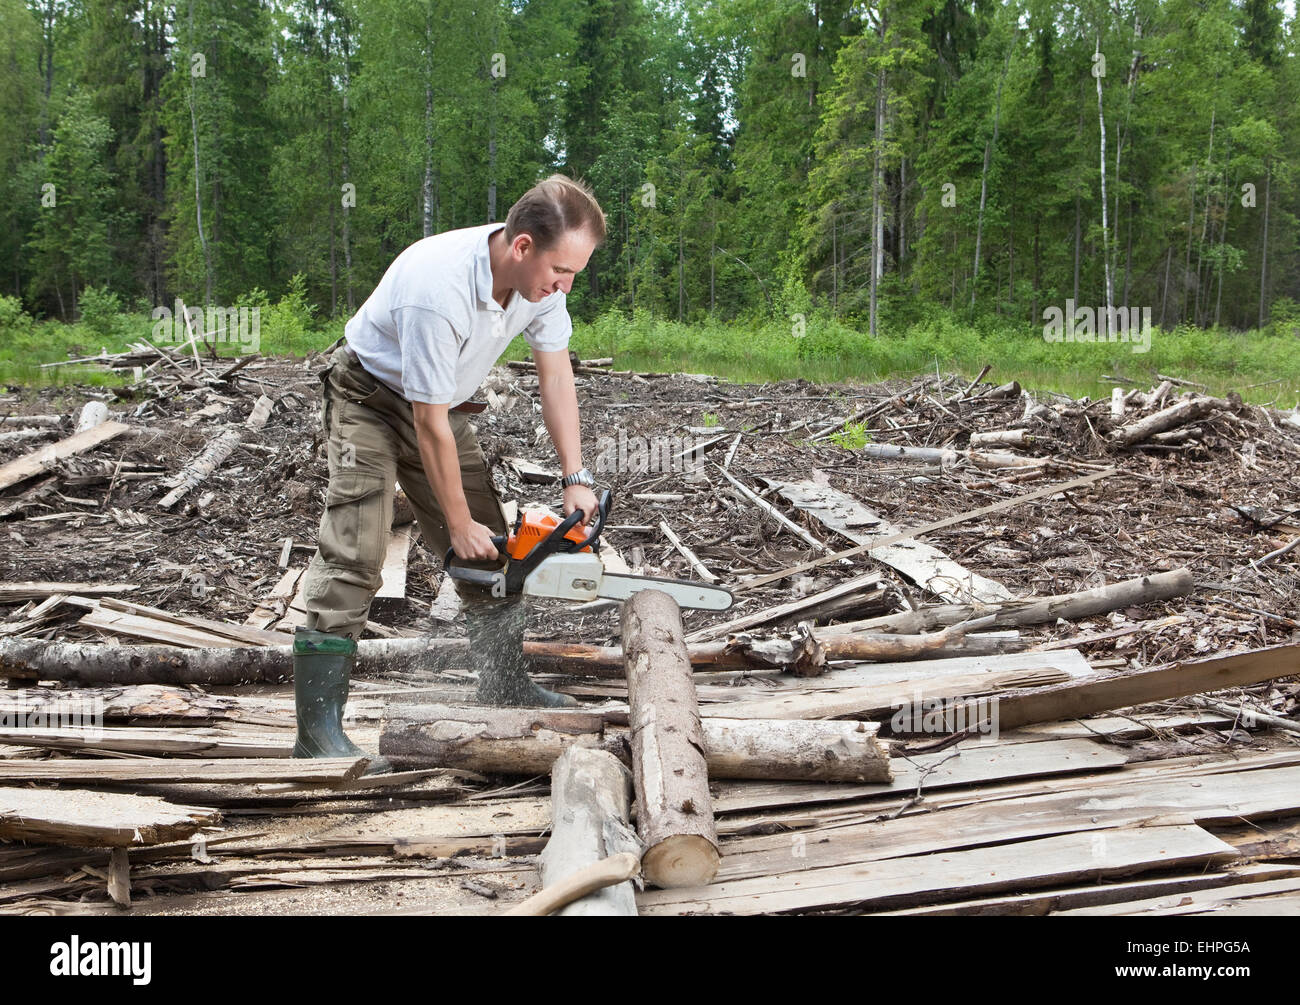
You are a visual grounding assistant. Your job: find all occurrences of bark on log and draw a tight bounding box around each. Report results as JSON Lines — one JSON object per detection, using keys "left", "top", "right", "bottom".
{"left": 1111, "top": 396, "right": 1229, "bottom": 446}
{"left": 622, "top": 590, "right": 720, "bottom": 888}
{"left": 0, "top": 636, "right": 468, "bottom": 684}
{"left": 536, "top": 747, "right": 640, "bottom": 916}
{"left": 379, "top": 704, "right": 892, "bottom": 782}
{"left": 969, "top": 429, "right": 1033, "bottom": 448}
{"left": 836, "top": 569, "right": 1194, "bottom": 635}
{"left": 1, "top": 617, "right": 1028, "bottom": 685}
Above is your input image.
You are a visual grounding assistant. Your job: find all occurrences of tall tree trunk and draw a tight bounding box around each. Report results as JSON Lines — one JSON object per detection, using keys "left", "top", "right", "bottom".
{"left": 1094, "top": 32, "right": 1112, "bottom": 337}
{"left": 422, "top": 8, "right": 434, "bottom": 238}
{"left": 340, "top": 20, "right": 354, "bottom": 314}
{"left": 1259, "top": 160, "right": 1271, "bottom": 327}
{"left": 973, "top": 34, "right": 1014, "bottom": 309}
{"left": 1031, "top": 217, "right": 1040, "bottom": 324}
{"left": 188, "top": 1, "right": 212, "bottom": 306}
{"left": 1160, "top": 244, "right": 1171, "bottom": 328}
{"left": 1073, "top": 194, "right": 1081, "bottom": 305}
{"left": 1194, "top": 107, "right": 1216, "bottom": 326}
{"left": 869, "top": 10, "right": 885, "bottom": 337}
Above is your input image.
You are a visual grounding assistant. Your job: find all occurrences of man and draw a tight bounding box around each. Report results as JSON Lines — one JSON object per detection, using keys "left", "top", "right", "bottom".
{"left": 293, "top": 175, "right": 606, "bottom": 771}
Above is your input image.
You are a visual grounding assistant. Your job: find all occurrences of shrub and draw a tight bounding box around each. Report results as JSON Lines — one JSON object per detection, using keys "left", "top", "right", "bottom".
{"left": 78, "top": 286, "right": 123, "bottom": 336}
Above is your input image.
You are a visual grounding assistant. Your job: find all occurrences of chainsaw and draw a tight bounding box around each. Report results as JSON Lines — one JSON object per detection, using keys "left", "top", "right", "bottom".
{"left": 444, "top": 488, "right": 733, "bottom": 610}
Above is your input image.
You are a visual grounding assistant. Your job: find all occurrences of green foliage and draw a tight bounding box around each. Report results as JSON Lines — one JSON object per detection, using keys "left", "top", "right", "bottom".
{"left": 77, "top": 285, "right": 123, "bottom": 335}
{"left": 830, "top": 420, "right": 869, "bottom": 450}
{"left": 701, "top": 412, "right": 719, "bottom": 427}
{"left": 0, "top": 295, "right": 33, "bottom": 334}
{"left": 254, "top": 274, "right": 320, "bottom": 357}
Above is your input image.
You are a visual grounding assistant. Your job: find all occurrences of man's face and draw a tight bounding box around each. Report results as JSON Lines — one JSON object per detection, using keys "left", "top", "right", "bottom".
{"left": 515, "top": 229, "right": 597, "bottom": 302}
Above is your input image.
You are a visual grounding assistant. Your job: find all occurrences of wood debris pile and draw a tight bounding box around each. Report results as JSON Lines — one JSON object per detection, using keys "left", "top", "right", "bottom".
{"left": 1, "top": 352, "right": 1299, "bottom": 915}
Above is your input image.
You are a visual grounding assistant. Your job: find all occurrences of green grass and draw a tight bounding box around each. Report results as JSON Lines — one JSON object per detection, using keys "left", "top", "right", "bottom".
{"left": 5, "top": 300, "right": 1299, "bottom": 409}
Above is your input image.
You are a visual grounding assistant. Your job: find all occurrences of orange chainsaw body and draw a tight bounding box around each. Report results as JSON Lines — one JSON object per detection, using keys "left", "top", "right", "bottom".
{"left": 504, "top": 509, "right": 594, "bottom": 561}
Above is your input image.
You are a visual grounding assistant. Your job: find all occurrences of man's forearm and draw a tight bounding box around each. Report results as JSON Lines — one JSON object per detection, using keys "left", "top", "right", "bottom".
{"left": 539, "top": 372, "right": 583, "bottom": 473}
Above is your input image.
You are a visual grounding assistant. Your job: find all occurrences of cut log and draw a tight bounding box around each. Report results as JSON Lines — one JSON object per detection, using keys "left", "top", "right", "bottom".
{"left": 74, "top": 400, "right": 109, "bottom": 433}
{"left": 536, "top": 747, "right": 640, "bottom": 916}
{"left": 0, "top": 427, "right": 53, "bottom": 447}
{"left": 1111, "top": 395, "right": 1228, "bottom": 446}
{"left": 839, "top": 568, "right": 1194, "bottom": 635}
{"left": 969, "top": 428, "right": 1033, "bottom": 448}
{"left": 0, "top": 635, "right": 462, "bottom": 684}
{"left": 0, "top": 786, "right": 219, "bottom": 847}
{"left": 0, "top": 420, "right": 130, "bottom": 492}
{"left": 623, "top": 590, "right": 720, "bottom": 888}
{"left": 379, "top": 704, "right": 891, "bottom": 782}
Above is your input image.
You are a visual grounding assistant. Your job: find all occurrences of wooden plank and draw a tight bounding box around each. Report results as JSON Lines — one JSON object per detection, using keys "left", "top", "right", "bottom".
{"left": 768, "top": 478, "right": 1012, "bottom": 603}
{"left": 0, "top": 757, "right": 370, "bottom": 785}
{"left": 377, "top": 523, "right": 414, "bottom": 599}
{"left": 0, "top": 725, "right": 291, "bottom": 758}
{"left": 733, "top": 468, "right": 1117, "bottom": 593}
{"left": 636, "top": 824, "right": 1238, "bottom": 915}
{"left": 77, "top": 608, "right": 248, "bottom": 648}
{"left": 714, "top": 762, "right": 1300, "bottom": 884}
{"left": 73, "top": 596, "right": 293, "bottom": 646}
{"left": 701, "top": 663, "right": 1073, "bottom": 720}
{"left": 0, "top": 582, "right": 137, "bottom": 604}
{"left": 878, "top": 864, "right": 1300, "bottom": 916}
{"left": 0, "top": 420, "right": 130, "bottom": 492}
{"left": 1058, "top": 874, "right": 1300, "bottom": 916}
{"left": 244, "top": 567, "right": 304, "bottom": 628}
{"left": 946, "top": 642, "right": 1300, "bottom": 732}
{"left": 0, "top": 786, "right": 219, "bottom": 847}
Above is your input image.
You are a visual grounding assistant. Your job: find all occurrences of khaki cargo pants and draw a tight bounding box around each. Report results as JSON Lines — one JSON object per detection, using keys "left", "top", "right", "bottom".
{"left": 302, "top": 340, "right": 509, "bottom": 640}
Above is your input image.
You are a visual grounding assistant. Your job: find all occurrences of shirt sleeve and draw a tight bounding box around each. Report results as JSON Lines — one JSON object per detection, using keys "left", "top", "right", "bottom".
{"left": 391, "top": 306, "right": 463, "bottom": 405}
{"left": 523, "top": 291, "right": 573, "bottom": 352}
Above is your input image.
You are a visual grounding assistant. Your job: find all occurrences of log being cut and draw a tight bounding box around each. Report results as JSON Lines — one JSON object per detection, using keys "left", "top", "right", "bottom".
{"left": 622, "top": 589, "right": 721, "bottom": 889}
{"left": 379, "top": 703, "right": 891, "bottom": 782}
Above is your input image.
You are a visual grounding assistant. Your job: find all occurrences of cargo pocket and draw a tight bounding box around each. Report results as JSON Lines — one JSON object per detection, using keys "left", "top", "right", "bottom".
{"left": 318, "top": 471, "right": 390, "bottom": 576}
{"left": 331, "top": 356, "right": 384, "bottom": 406}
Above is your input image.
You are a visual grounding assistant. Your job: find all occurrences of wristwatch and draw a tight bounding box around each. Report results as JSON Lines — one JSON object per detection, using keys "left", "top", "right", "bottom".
{"left": 561, "top": 467, "right": 595, "bottom": 488}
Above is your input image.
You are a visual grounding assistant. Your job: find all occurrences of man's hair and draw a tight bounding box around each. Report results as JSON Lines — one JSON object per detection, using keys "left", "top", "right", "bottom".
{"left": 504, "top": 174, "right": 607, "bottom": 252}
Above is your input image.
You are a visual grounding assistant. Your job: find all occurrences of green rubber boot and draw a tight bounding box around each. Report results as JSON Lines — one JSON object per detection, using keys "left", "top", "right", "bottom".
{"left": 468, "top": 596, "right": 579, "bottom": 708}
{"left": 292, "top": 628, "right": 392, "bottom": 773}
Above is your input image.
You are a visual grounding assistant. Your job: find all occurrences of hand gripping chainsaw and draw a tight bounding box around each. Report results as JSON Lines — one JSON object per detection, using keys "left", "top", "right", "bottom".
{"left": 443, "top": 489, "right": 733, "bottom": 611}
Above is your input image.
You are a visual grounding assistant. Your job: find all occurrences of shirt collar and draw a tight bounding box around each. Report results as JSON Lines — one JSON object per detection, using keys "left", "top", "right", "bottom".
{"left": 476, "top": 223, "right": 510, "bottom": 311}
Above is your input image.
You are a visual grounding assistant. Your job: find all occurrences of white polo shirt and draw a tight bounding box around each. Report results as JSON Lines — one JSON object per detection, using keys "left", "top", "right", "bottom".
{"left": 343, "top": 222, "right": 572, "bottom": 406}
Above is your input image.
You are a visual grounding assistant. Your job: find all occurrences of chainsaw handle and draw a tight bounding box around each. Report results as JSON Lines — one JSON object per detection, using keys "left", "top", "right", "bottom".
{"left": 442, "top": 534, "right": 508, "bottom": 570}
{"left": 570, "top": 489, "right": 611, "bottom": 553}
